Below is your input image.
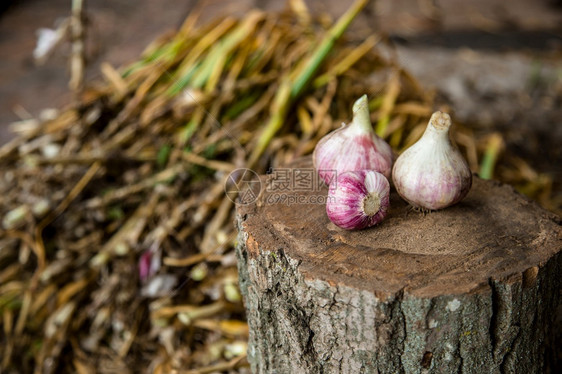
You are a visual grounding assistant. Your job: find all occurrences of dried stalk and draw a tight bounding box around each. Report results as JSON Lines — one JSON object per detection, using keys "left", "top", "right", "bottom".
{"left": 0, "top": 2, "right": 556, "bottom": 372}
{"left": 69, "top": 0, "right": 85, "bottom": 92}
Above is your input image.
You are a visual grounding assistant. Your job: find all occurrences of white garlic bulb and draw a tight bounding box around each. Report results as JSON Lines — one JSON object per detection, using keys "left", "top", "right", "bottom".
{"left": 392, "top": 111, "right": 472, "bottom": 210}
{"left": 326, "top": 170, "right": 390, "bottom": 230}
{"left": 313, "top": 95, "right": 393, "bottom": 184}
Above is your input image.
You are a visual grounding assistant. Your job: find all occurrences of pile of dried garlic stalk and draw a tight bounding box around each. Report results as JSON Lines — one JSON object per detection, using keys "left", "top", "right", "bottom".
{"left": 0, "top": 0, "right": 556, "bottom": 372}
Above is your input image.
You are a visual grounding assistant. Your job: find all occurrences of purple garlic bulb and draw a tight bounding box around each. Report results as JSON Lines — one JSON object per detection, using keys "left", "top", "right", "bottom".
{"left": 326, "top": 170, "right": 390, "bottom": 230}
{"left": 313, "top": 95, "right": 393, "bottom": 185}
{"left": 392, "top": 111, "right": 472, "bottom": 211}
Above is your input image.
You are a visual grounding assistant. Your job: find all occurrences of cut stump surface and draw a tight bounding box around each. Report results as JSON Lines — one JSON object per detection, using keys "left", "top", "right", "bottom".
{"left": 235, "top": 157, "right": 561, "bottom": 374}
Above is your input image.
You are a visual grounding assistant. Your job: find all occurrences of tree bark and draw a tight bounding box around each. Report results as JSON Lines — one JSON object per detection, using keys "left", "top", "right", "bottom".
{"left": 235, "top": 157, "right": 561, "bottom": 374}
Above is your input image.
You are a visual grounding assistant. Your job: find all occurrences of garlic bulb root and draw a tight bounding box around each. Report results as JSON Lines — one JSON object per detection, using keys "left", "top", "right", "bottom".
{"left": 326, "top": 170, "right": 390, "bottom": 230}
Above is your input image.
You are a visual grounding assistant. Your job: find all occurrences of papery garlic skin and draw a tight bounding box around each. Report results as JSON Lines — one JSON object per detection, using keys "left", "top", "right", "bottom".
{"left": 392, "top": 111, "right": 472, "bottom": 210}
{"left": 326, "top": 170, "right": 390, "bottom": 230}
{"left": 313, "top": 95, "right": 393, "bottom": 184}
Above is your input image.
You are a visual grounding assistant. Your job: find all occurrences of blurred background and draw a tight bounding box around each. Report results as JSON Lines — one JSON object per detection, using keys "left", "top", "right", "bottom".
{"left": 0, "top": 0, "right": 561, "bottom": 372}
{"left": 1, "top": 0, "right": 561, "bottom": 197}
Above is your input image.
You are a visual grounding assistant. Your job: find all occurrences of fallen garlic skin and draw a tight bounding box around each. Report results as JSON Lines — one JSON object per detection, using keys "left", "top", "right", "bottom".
{"left": 392, "top": 111, "right": 472, "bottom": 210}
{"left": 313, "top": 95, "right": 393, "bottom": 184}
{"left": 326, "top": 170, "right": 390, "bottom": 230}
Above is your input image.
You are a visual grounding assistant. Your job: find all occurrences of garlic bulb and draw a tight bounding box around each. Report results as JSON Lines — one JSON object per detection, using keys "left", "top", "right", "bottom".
{"left": 326, "top": 170, "right": 390, "bottom": 230}
{"left": 392, "top": 111, "right": 472, "bottom": 210}
{"left": 313, "top": 95, "right": 393, "bottom": 184}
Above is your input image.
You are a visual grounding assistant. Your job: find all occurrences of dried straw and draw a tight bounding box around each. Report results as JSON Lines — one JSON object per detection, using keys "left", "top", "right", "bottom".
{"left": 0, "top": 1, "right": 558, "bottom": 372}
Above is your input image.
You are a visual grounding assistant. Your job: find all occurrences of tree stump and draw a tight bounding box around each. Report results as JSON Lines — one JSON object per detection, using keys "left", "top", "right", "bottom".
{"left": 234, "top": 157, "right": 561, "bottom": 374}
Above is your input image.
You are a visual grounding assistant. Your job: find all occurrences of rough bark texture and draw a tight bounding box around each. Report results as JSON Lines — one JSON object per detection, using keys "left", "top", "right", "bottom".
{"left": 235, "top": 157, "right": 561, "bottom": 374}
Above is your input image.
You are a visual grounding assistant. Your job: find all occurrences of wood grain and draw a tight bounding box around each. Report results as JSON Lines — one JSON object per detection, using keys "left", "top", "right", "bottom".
{"left": 236, "top": 157, "right": 561, "bottom": 373}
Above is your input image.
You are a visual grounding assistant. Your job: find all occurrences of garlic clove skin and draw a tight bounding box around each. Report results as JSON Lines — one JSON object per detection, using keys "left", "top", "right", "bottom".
{"left": 392, "top": 111, "right": 472, "bottom": 211}
{"left": 313, "top": 95, "right": 393, "bottom": 184}
{"left": 326, "top": 170, "right": 390, "bottom": 230}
